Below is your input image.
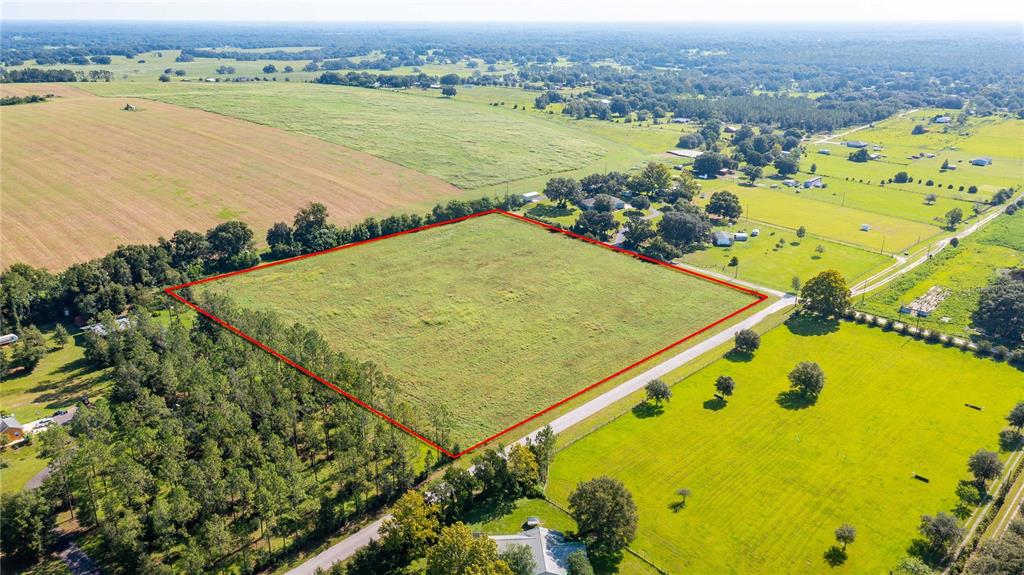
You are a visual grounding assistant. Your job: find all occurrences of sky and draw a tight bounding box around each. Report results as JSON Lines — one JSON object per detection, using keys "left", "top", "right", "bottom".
{"left": 3, "top": 0, "right": 1023, "bottom": 22}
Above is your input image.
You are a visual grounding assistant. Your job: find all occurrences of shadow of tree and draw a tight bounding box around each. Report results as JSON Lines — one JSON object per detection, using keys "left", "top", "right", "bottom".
{"left": 702, "top": 398, "right": 727, "bottom": 411}
{"left": 785, "top": 314, "right": 840, "bottom": 337}
{"left": 458, "top": 496, "right": 518, "bottom": 526}
{"left": 776, "top": 390, "right": 816, "bottom": 410}
{"left": 823, "top": 546, "right": 848, "bottom": 567}
{"left": 668, "top": 500, "right": 687, "bottom": 513}
{"left": 724, "top": 349, "right": 753, "bottom": 363}
{"left": 999, "top": 429, "right": 1023, "bottom": 452}
{"left": 632, "top": 402, "right": 664, "bottom": 419}
{"left": 589, "top": 549, "right": 625, "bottom": 575}
{"left": 905, "top": 539, "right": 948, "bottom": 569}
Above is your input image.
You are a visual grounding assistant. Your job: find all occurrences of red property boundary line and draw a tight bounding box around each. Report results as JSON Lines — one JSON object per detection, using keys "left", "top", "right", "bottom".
{"left": 164, "top": 209, "right": 768, "bottom": 459}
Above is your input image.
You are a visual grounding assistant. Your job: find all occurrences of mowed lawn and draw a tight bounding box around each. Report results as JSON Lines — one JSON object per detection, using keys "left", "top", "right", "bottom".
{"left": 0, "top": 85, "right": 460, "bottom": 269}
{"left": 196, "top": 213, "right": 757, "bottom": 449}
{"left": 85, "top": 81, "right": 610, "bottom": 189}
{"left": 547, "top": 318, "right": 1024, "bottom": 574}
{"left": 861, "top": 212, "right": 1024, "bottom": 337}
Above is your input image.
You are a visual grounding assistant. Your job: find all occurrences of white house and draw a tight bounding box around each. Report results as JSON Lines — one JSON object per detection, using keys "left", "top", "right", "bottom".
{"left": 803, "top": 177, "right": 824, "bottom": 189}
{"left": 82, "top": 317, "right": 132, "bottom": 336}
{"left": 489, "top": 526, "right": 586, "bottom": 575}
{"left": 521, "top": 192, "right": 543, "bottom": 203}
{"left": 712, "top": 231, "right": 733, "bottom": 246}
{"left": 734, "top": 232, "right": 749, "bottom": 242}
{"left": 0, "top": 333, "right": 18, "bottom": 346}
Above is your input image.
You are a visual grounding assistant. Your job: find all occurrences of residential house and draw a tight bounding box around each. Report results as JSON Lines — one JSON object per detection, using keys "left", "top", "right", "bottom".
{"left": 712, "top": 231, "right": 733, "bottom": 246}
{"left": 82, "top": 316, "right": 132, "bottom": 336}
{"left": 782, "top": 179, "right": 799, "bottom": 187}
{"left": 1, "top": 416, "right": 25, "bottom": 445}
{"left": 489, "top": 525, "right": 586, "bottom": 575}
{"left": 932, "top": 115, "right": 952, "bottom": 124}
{"left": 668, "top": 149, "right": 703, "bottom": 159}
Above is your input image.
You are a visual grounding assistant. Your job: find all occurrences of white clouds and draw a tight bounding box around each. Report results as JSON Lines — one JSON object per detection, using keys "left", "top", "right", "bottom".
{"left": 3, "top": 0, "right": 1023, "bottom": 21}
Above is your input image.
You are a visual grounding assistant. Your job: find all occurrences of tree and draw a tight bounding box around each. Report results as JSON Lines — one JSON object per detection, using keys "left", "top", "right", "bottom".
{"left": 715, "top": 375, "right": 736, "bottom": 397}
{"left": 945, "top": 207, "right": 964, "bottom": 229}
{"left": 291, "top": 202, "right": 330, "bottom": 251}
{"left": 645, "top": 379, "right": 672, "bottom": 405}
{"left": 894, "top": 171, "right": 911, "bottom": 184}
{"left": 442, "top": 86, "right": 458, "bottom": 98}
{"left": 53, "top": 324, "right": 69, "bottom": 349}
{"left": 734, "top": 328, "right": 760, "bottom": 354}
{"left": 967, "top": 449, "right": 1004, "bottom": 487}
{"left": 835, "top": 524, "right": 856, "bottom": 550}
{"left": 741, "top": 164, "right": 763, "bottom": 184}
{"left": 791, "top": 276, "right": 802, "bottom": 294}
{"left": 439, "top": 73, "right": 460, "bottom": 85}
{"left": 0, "top": 490, "right": 56, "bottom": 563}
{"left": 788, "top": 361, "right": 826, "bottom": 398}
{"left": 527, "top": 425, "right": 557, "bottom": 483}
{"left": 774, "top": 155, "right": 800, "bottom": 176}
{"left": 815, "top": 244, "right": 826, "bottom": 255}
{"left": 158, "top": 74, "right": 170, "bottom": 82}
{"left": 566, "top": 551, "right": 595, "bottom": 575}
{"left": 800, "top": 270, "right": 851, "bottom": 317}
{"left": 693, "top": 152, "right": 726, "bottom": 176}
{"left": 893, "top": 556, "right": 932, "bottom": 575}
{"left": 810, "top": 163, "right": 817, "bottom": 174}
{"left": 919, "top": 512, "right": 962, "bottom": 556}
{"left": 622, "top": 215, "right": 656, "bottom": 250}
{"left": 379, "top": 490, "right": 442, "bottom": 565}
{"left": 963, "top": 518, "right": 1024, "bottom": 575}
{"left": 658, "top": 211, "right": 711, "bottom": 247}
{"left": 630, "top": 162, "right": 672, "bottom": 195}
{"left": 1007, "top": 402, "right": 1024, "bottom": 432}
{"left": 506, "top": 444, "right": 540, "bottom": 495}
{"left": 568, "top": 477, "right": 638, "bottom": 556}
{"left": 13, "top": 325, "right": 46, "bottom": 372}
{"left": 425, "top": 522, "right": 512, "bottom": 575}
{"left": 912, "top": 124, "right": 927, "bottom": 135}
{"left": 572, "top": 210, "right": 617, "bottom": 241}
{"left": 972, "top": 274, "right": 1024, "bottom": 344}
{"left": 205, "top": 220, "right": 254, "bottom": 266}
{"left": 544, "top": 177, "right": 582, "bottom": 208}
{"left": 499, "top": 544, "right": 536, "bottom": 575}
{"left": 705, "top": 191, "right": 742, "bottom": 219}
{"left": 796, "top": 225, "right": 807, "bottom": 240}
{"left": 848, "top": 148, "right": 870, "bottom": 162}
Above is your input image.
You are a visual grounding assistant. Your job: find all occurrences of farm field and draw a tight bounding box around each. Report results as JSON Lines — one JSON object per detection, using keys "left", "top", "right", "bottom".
{"left": 694, "top": 180, "right": 943, "bottom": 252}
{"left": 679, "top": 222, "right": 891, "bottom": 291}
{"left": 193, "top": 213, "right": 759, "bottom": 449}
{"left": 860, "top": 211, "right": 1024, "bottom": 337}
{"left": 0, "top": 85, "right": 461, "bottom": 269}
{"left": 83, "top": 81, "right": 613, "bottom": 189}
{"left": 547, "top": 318, "right": 1024, "bottom": 574}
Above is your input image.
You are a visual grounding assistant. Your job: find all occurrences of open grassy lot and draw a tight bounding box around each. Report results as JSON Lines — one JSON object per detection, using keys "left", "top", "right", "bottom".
{"left": 694, "top": 180, "right": 942, "bottom": 252}
{"left": 0, "top": 85, "right": 459, "bottom": 269}
{"left": 860, "top": 212, "right": 1024, "bottom": 337}
{"left": 195, "top": 213, "right": 758, "bottom": 449}
{"left": 680, "top": 222, "right": 891, "bottom": 291}
{"left": 84, "top": 81, "right": 610, "bottom": 189}
{"left": 547, "top": 318, "right": 1024, "bottom": 574}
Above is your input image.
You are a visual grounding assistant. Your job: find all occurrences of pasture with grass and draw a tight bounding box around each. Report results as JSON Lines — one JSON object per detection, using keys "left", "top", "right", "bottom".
{"left": 547, "top": 317, "right": 1024, "bottom": 574}
{"left": 194, "top": 213, "right": 759, "bottom": 449}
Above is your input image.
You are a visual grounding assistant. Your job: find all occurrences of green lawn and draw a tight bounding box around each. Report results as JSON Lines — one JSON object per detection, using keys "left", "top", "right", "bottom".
{"left": 860, "top": 212, "right": 1024, "bottom": 337}
{"left": 195, "top": 213, "right": 757, "bottom": 449}
{"left": 0, "top": 442, "right": 47, "bottom": 495}
{"left": 680, "top": 222, "right": 891, "bottom": 291}
{"left": 84, "top": 81, "right": 612, "bottom": 189}
{"left": 547, "top": 318, "right": 1024, "bottom": 574}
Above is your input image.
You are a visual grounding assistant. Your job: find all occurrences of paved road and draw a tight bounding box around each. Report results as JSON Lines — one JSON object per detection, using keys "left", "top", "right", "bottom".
{"left": 285, "top": 291, "right": 796, "bottom": 574}
{"left": 284, "top": 516, "right": 390, "bottom": 575}
{"left": 57, "top": 533, "right": 101, "bottom": 575}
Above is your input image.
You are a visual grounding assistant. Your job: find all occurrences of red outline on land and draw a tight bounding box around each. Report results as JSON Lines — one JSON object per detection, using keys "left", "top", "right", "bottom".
{"left": 164, "top": 209, "right": 768, "bottom": 459}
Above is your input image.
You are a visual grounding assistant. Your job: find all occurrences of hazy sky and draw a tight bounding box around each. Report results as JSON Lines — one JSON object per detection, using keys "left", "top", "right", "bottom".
{"left": 2, "top": 0, "right": 1023, "bottom": 22}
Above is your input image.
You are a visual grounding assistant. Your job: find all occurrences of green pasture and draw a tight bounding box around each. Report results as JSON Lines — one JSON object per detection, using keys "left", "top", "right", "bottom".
{"left": 547, "top": 318, "right": 1024, "bottom": 574}
{"left": 196, "top": 214, "right": 756, "bottom": 449}
{"left": 679, "top": 222, "right": 891, "bottom": 292}
{"left": 694, "top": 180, "right": 942, "bottom": 252}
{"left": 0, "top": 442, "right": 47, "bottom": 495}
{"left": 860, "top": 212, "right": 1024, "bottom": 337}
{"left": 84, "top": 81, "right": 609, "bottom": 189}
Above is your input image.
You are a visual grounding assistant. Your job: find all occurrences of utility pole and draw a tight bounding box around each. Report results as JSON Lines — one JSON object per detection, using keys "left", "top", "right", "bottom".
{"left": 880, "top": 236, "right": 886, "bottom": 255}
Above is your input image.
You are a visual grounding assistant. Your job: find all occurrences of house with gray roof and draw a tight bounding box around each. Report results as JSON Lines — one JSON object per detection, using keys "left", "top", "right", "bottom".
{"left": 489, "top": 526, "right": 586, "bottom": 575}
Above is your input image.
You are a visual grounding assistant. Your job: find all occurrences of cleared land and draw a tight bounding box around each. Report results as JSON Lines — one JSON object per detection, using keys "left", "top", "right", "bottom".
{"left": 0, "top": 85, "right": 459, "bottom": 269}
{"left": 84, "top": 81, "right": 610, "bottom": 189}
{"left": 195, "top": 213, "right": 757, "bottom": 449}
{"left": 861, "top": 212, "right": 1024, "bottom": 337}
{"left": 680, "top": 222, "right": 891, "bottom": 291}
{"left": 547, "top": 318, "right": 1023, "bottom": 574}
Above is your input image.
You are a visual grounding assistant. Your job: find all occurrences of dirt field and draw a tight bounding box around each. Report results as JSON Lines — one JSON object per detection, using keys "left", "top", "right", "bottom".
{"left": 1, "top": 84, "right": 460, "bottom": 269}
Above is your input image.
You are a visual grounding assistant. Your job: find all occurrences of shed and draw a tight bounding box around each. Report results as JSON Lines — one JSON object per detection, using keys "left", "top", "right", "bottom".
{"left": 782, "top": 179, "right": 799, "bottom": 187}
{"left": 0, "top": 333, "right": 18, "bottom": 346}
{"left": 751, "top": 228, "right": 760, "bottom": 237}
{"left": 712, "top": 231, "right": 733, "bottom": 246}
{"left": 803, "top": 177, "right": 824, "bottom": 189}
{"left": 521, "top": 192, "right": 542, "bottom": 202}
{"left": 818, "top": 149, "right": 831, "bottom": 155}
{"left": 734, "top": 232, "right": 749, "bottom": 242}
{"left": 970, "top": 157, "right": 992, "bottom": 166}
{"left": 1, "top": 416, "right": 25, "bottom": 444}
{"left": 860, "top": 224, "right": 871, "bottom": 232}
{"left": 845, "top": 140, "right": 869, "bottom": 148}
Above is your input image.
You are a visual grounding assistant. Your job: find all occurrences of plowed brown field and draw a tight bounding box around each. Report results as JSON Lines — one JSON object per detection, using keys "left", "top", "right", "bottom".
{"left": 1, "top": 84, "right": 460, "bottom": 269}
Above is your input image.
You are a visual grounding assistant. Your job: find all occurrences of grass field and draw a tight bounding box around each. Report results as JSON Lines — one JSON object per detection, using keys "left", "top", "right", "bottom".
{"left": 84, "top": 81, "right": 611, "bottom": 189}
{"left": 680, "top": 222, "right": 891, "bottom": 291}
{"left": 194, "top": 213, "right": 758, "bottom": 449}
{"left": 547, "top": 318, "right": 1024, "bottom": 574}
{"left": 860, "top": 212, "right": 1024, "bottom": 337}
{"left": 0, "top": 85, "right": 459, "bottom": 269}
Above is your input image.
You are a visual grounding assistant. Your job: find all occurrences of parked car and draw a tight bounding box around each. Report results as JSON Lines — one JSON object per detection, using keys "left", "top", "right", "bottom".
{"left": 53, "top": 410, "right": 68, "bottom": 417}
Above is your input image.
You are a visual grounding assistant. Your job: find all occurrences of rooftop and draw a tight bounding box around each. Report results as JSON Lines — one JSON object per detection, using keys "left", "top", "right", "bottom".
{"left": 489, "top": 526, "right": 586, "bottom": 575}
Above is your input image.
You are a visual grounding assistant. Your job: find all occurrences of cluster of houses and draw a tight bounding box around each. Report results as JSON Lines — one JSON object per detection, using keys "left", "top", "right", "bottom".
{"left": 712, "top": 228, "right": 760, "bottom": 247}
{"left": 780, "top": 177, "right": 825, "bottom": 189}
